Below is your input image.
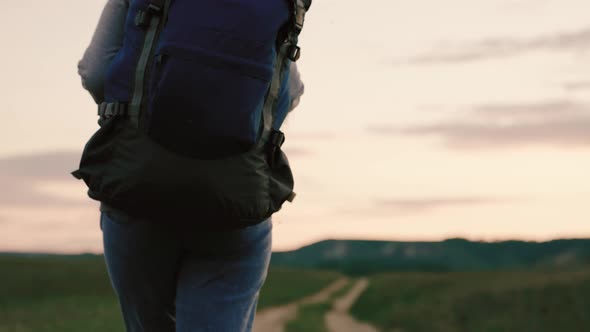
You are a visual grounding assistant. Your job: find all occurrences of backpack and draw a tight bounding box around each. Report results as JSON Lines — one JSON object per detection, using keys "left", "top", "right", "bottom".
{"left": 72, "top": 0, "right": 311, "bottom": 228}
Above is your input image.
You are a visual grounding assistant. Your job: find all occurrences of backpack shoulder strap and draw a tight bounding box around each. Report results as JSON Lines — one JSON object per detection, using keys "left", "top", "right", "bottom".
{"left": 295, "top": 0, "right": 312, "bottom": 32}
{"left": 260, "top": 0, "right": 311, "bottom": 142}
{"left": 128, "top": 0, "right": 172, "bottom": 128}
{"left": 286, "top": 0, "right": 311, "bottom": 61}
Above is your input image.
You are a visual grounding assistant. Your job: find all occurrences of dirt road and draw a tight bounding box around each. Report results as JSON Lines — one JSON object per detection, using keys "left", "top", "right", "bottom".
{"left": 325, "top": 278, "right": 379, "bottom": 332}
{"left": 252, "top": 278, "right": 349, "bottom": 332}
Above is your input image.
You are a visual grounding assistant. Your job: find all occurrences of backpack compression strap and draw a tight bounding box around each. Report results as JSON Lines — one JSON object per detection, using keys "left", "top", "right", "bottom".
{"left": 260, "top": 0, "right": 311, "bottom": 143}
{"left": 128, "top": 0, "right": 171, "bottom": 128}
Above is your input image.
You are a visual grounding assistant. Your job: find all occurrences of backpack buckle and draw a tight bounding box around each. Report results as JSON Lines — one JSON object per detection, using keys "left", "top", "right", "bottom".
{"left": 134, "top": 4, "right": 163, "bottom": 28}
{"left": 269, "top": 130, "right": 286, "bottom": 148}
{"left": 267, "top": 130, "right": 286, "bottom": 167}
{"left": 287, "top": 44, "right": 301, "bottom": 62}
{"left": 135, "top": 10, "right": 151, "bottom": 27}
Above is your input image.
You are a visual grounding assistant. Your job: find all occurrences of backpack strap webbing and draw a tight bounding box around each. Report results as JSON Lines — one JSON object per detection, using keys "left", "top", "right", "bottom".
{"left": 98, "top": 102, "right": 128, "bottom": 118}
{"left": 128, "top": 0, "right": 172, "bottom": 128}
{"left": 260, "top": 0, "right": 310, "bottom": 145}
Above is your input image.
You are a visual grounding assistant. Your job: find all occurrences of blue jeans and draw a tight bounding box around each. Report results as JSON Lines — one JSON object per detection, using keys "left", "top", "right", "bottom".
{"left": 100, "top": 211, "right": 273, "bottom": 332}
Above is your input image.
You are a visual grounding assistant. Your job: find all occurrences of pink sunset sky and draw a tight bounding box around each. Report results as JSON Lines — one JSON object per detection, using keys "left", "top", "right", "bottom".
{"left": 1, "top": 0, "right": 589, "bottom": 253}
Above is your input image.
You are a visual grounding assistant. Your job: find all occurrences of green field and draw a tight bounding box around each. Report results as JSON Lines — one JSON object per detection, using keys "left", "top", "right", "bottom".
{"left": 286, "top": 302, "right": 332, "bottom": 332}
{"left": 2, "top": 255, "right": 590, "bottom": 332}
{"left": 285, "top": 279, "right": 355, "bottom": 332}
{"left": 351, "top": 268, "right": 590, "bottom": 332}
{"left": 258, "top": 268, "right": 342, "bottom": 309}
{"left": 0, "top": 255, "right": 340, "bottom": 332}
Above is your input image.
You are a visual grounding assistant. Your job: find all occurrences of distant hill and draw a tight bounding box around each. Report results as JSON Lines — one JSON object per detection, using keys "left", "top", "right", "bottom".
{"left": 270, "top": 238, "right": 590, "bottom": 274}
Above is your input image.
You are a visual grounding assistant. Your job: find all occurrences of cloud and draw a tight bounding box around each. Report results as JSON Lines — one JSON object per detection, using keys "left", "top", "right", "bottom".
{"left": 0, "top": 151, "right": 87, "bottom": 207}
{"left": 0, "top": 150, "right": 99, "bottom": 253}
{"left": 370, "top": 100, "right": 590, "bottom": 149}
{"left": 0, "top": 177, "right": 88, "bottom": 207}
{"left": 471, "top": 100, "right": 586, "bottom": 118}
{"left": 0, "top": 151, "right": 80, "bottom": 180}
{"left": 405, "top": 27, "right": 590, "bottom": 64}
{"left": 283, "top": 147, "right": 314, "bottom": 157}
{"left": 375, "top": 197, "right": 500, "bottom": 213}
{"left": 564, "top": 81, "right": 590, "bottom": 91}
{"left": 338, "top": 196, "right": 505, "bottom": 218}
{"left": 287, "top": 132, "right": 337, "bottom": 141}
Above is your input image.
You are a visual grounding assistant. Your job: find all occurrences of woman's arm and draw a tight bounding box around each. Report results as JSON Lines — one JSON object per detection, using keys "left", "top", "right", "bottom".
{"left": 288, "top": 62, "right": 304, "bottom": 111}
{"left": 78, "top": 0, "right": 129, "bottom": 104}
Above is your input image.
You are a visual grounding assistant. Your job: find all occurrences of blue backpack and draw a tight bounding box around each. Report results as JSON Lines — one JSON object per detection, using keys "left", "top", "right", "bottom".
{"left": 72, "top": 0, "right": 311, "bottom": 228}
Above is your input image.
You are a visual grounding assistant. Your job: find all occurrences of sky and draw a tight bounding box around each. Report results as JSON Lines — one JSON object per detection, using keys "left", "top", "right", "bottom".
{"left": 0, "top": 0, "right": 589, "bottom": 253}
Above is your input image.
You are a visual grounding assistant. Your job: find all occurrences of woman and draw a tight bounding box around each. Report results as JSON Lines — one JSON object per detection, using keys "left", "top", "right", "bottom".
{"left": 78, "top": 0, "right": 305, "bottom": 331}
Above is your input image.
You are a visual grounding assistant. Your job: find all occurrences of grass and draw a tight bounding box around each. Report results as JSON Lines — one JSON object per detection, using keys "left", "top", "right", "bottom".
{"left": 0, "top": 255, "right": 122, "bottom": 332}
{"left": 285, "top": 278, "right": 357, "bottom": 332}
{"left": 5, "top": 254, "right": 589, "bottom": 332}
{"left": 257, "top": 268, "right": 342, "bottom": 309}
{"left": 329, "top": 278, "right": 356, "bottom": 299}
{"left": 286, "top": 302, "right": 333, "bottom": 332}
{"left": 0, "top": 255, "right": 341, "bottom": 332}
{"left": 350, "top": 268, "right": 590, "bottom": 332}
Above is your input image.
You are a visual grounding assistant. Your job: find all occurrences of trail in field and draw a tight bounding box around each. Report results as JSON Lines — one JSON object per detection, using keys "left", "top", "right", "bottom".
{"left": 325, "top": 278, "right": 380, "bottom": 332}
{"left": 253, "top": 278, "right": 349, "bottom": 332}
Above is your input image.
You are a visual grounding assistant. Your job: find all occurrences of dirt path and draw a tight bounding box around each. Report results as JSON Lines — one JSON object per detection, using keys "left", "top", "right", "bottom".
{"left": 325, "top": 278, "right": 380, "bottom": 332}
{"left": 253, "top": 278, "right": 349, "bottom": 332}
